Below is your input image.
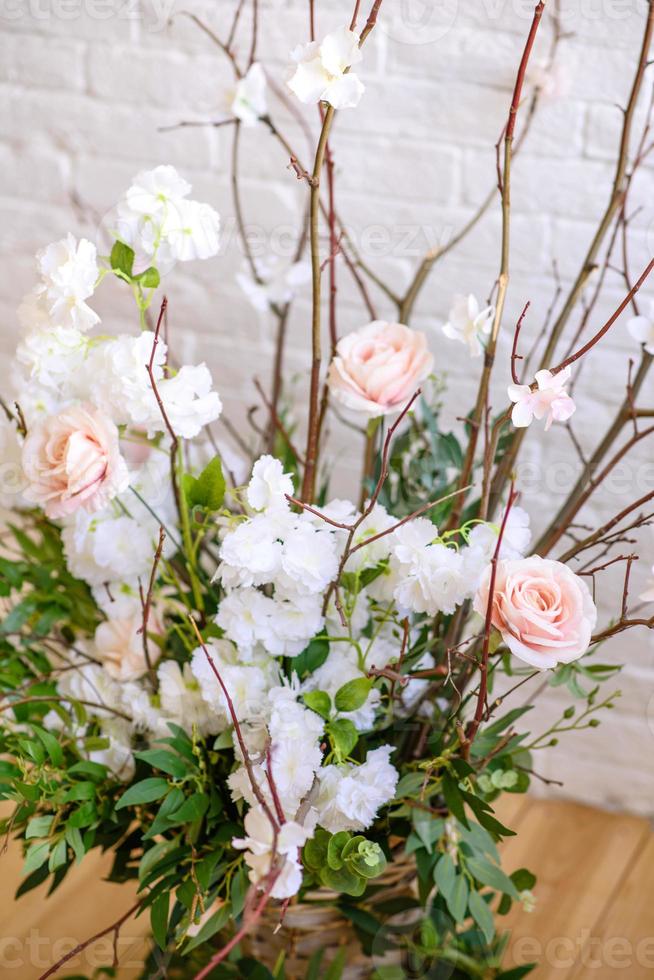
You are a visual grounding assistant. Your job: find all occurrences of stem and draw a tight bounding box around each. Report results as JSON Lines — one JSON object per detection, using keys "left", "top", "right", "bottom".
{"left": 301, "top": 105, "right": 335, "bottom": 503}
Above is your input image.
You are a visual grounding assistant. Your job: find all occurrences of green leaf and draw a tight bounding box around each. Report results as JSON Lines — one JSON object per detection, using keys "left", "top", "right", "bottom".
{"left": 48, "top": 837, "right": 67, "bottom": 872}
{"left": 468, "top": 889, "right": 495, "bottom": 943}
{"left": 441, "top": 772, "right": 469, "bottom": 828}
{"left": 433, "top": 852, "right": 456, "bottom": 902}
{"left": 134, "top": 749, "right": 188, "bottom": 779}
{"left": 136, "top": 266, "right": 160, "bottom": 288}
{"left": 65, "top": 827, "right": 85, "bottom": 864}
{"left": 466, "top": 856, "right": 520, "bottom": 899}
{"left": 184, "top": 902, "right": 232, "bottom": 952}
{"left": 327, "top": 831, "right": 350, "bottom": 870}
{"left": 324, "top": 948, "right": 347, "bottom": 980}
{"left": 292, "top": 638, "right": 329, "bottom": 679}
{"left": 412, "top": 810, "right": 443, "bottom": 853}
{"left": 23, "top": 841, "right": 50, "bottom": 876}
{"left": 334, "top": 677, "right": 372, "bottom": 713}
{"left": 168, "top": 793, "right": 209, "bottom": 825}
{"left": 184, "top": 456, "right": 226, "bottom": 512}
{"left": 110, "top": 240, "right": 135, "bottom": 278}
{"left": 115, "top": 778, "right": 170, "bottom": 810}
{"left": 26, "top": 815, "right": 54, "bottom": 840}
{"left": 151, "top": 892, "right": 169, "bottom": 950}
{"left": 68, "top": 760, "right": 108, "bottom": 782}
{"left": 446, "top": 873, "right": 469, "bottom": 923}
{"left": 320, "top": 864, "right": 366, "bottom": 897}
{"left": 328, "top": 718, "right": 358, "bottom": 758}
{"left": 304, "top": 829, "right": 330, "bottom": 871}
{"left": 231, "top": 866, "right": 248, "bottom": 917}
{"left": 303, "top": 690, "right": 332, "bottom": 720}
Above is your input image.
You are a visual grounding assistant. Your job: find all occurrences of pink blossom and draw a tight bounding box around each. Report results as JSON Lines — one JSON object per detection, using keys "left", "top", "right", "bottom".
{"left": 508, "top": 366, "right": 576, "bottom": 430}
{"left": 327, "top": 321, "right": 434, "bottom": 417}
{"left": 22, "top": 404, "right": 129, "bottom": 518}
{"left": 474, "top": 555, "right": 597, "bottom": 669}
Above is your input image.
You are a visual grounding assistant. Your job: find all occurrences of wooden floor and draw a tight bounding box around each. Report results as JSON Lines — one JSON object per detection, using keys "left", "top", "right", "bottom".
{"left": 1, "top": 797, "right": 653, "bottom": 978}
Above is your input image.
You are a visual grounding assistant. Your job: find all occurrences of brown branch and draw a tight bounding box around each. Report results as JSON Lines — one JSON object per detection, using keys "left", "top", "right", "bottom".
{"left": 38, "top": 901, "right": 141, "bottom": 980}
{"left": 137, "top": 525, "right": 165, "bottom": 688}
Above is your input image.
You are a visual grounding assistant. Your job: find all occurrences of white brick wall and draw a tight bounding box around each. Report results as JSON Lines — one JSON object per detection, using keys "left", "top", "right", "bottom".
{"left": 1, "top": 0, "right": 654, "bottom": 812}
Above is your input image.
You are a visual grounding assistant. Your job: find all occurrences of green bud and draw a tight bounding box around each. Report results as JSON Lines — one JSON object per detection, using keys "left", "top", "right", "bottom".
{"left": 563, "top": 706, "right": 575, "bottom": 719}
{"left": 589, "top": 719, "right": 600, "bottom": 728}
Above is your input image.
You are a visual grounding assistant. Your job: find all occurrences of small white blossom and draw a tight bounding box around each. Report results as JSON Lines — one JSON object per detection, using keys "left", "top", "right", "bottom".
{"left": 287, "top": 27, "right": 364, "bottom": 109}
{"left": 315, "top": 746, "right": 398, "bottom": 833}
{"left": 158, "top": 660, "right": 217, "bottom": 736}
{"left": 36, "top": 234, "right": 99, "bottom": 332}
{"left": 233, "top": 806, "right": 311, "bottom": 899}
{"left": 627, "top": 300, "right": 654, "bottom": 356}
{"left": 508, "top": 366, "right": 576, "bottom": 430}
{"left": 62, "top": 511, "right": 158, "bottom": 587}
{"left": 15, "top": 326, "right": 88, "bottom": 392}
{"left": 237, "top": 257, "right": 310, "bottom": 312}
{"left": 247, "top": 455, "right": 294, "bottom": 512}
{"left": 115, "top": 165, "right": 221, "bottom": 273}
{"left": 231, "top": 62, "right": 267, "bottom": 126}
{"left": 442, "top": 294, "right": 494, "bottom": 358}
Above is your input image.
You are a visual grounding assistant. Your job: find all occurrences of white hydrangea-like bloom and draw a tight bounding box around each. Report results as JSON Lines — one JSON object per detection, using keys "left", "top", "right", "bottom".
{"left": 216, "top": 587, "right": 324, "bottom": 658}
{"left": 391, "top": 520, "right": 467, "bottom": 616}
{"left": 89, "top": 719, "right": 135, "bottom": 782}
{"left": 26, "top": 235, "right": 100, "bottom": 333}
{"left": 233, "top": 806, "right": 312, "bottom": 899}
{"left": 15, "top": 326, "right": 88, "bottom": 391}
{"left": 237, "top": 257, "right": 310, "bottom": 312}
{"left": 219, "top": 514, "right": 286, "bottom": 589}
{"left": 279, "top": 520, "right": 340, "bottom": 595}
{"left": 466, "top": 506, "right": 531, "bottom": 564}
{"left": 247, "top": 454, "right": 294, "bottom": 512}
{"left": 442, "top": 294, "right": 494, "bottom": 358}
{"left": 62, "top": 511, "right": 158, "bottom": 587}
{"left": 190, "top": 640, "right": 278, "bottom": 725}
{"left": 315, "top": 746, "right": 398, "bottom": 833}
{"left": 58, "top": 662, "right": 124, "bottom": 720}
{"left": 231, "top": 62, "right": 268, "bottom": 126}
{"left": 87, "top": 331, "right": 222, "bottom": 439}
{"left": 115, "top": 165, "right": 221, "bottom": 273}
{"left": 158, "top": 660, "right": 217, "bottom": 737}
{"left": 288, "top": 27, "right": 364, "bottom": 109}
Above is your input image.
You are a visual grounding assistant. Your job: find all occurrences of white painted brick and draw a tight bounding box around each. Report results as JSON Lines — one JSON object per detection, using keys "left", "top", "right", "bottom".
{"left": 0, "top": 33, "right": 85, "bottom": 90}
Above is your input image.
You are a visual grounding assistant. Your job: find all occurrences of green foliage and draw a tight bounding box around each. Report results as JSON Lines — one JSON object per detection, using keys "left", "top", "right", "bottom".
{"left": 303, "top": 829, "right": 387, "bottom": 897}
{"left": 183, "top": 456, "right": 226, "bottom": 512}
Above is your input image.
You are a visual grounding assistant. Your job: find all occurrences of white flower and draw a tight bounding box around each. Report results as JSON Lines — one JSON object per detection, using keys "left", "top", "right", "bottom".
{"left": 93, "top": 613, "right": 161, "bottom": 683}
{"left": 32, "top": 234, "right": 100, "bottom": 332}
{"left": 527, "top": 60, "right": 568, "bottom": 101}
{"left": 116, "top": 165, "right": 221, "bottom": 272}
{"left": 232, "top": 62, "right": 267, "bottom": 126}
{"left": 215, "top": 588, "right": 276, "bottom": 653}
{"left": 627, "top": 300, "right": 654, "bottom": 356}
{"left": 58, "top": 662, "right": 124, "bottom": 720}
{"left": 219, "top": 514, "right": 285, "bottom": 589}
{"left": 345, "top": 503, "right": 396, "bottom": 574}
{"left": 190, "top": 641, "right": 276, "bottom": 724}
{"left": 15, "top": 326, "right": 88, "bottom": 391}
{"left": 158, "top": 660, "right": 217, "bottom": 736}
{"left": 233, "top": 806, "right": 311, "bottom": 899}
{"left": 508, "top": 366, "right": 576, "bottom": 430}
{"left": 315, "top": 746, "right": 398, "bottom": 833}
{"left": 267, "top": 683, "right": 324, "bottom": 744}
{"left": 268, "top": 738, "right": 323, "bottom": 812}
{"left": 265, "top": 592, "right": 324, "bottom": 657}
{"left": 237, "top": 257, "right": 310, "bottom": 312}
{"left": 247, "top": 455, "right": 294, "bottom": 512}
{"left": 467, "top": 506, "right": 531, "bottom": 562}
{"left": 155, "top": 364, "right": 222, "bottom": 438}
{"left": 280, "top": 521, "right": 340, "bottom": 594}
{"left": 442, "top": 294, "right": 494, "bottom": 358}
{"left": 287, "top": 27, "right": 364, "bottom": 109}
{"left": 89, "top": 720, "right": 135, "bottom": 782}
{"left": 87, "top": 332, "right": 222, "bottom": 439}
{"left": 62, "top": 511, "right": 158, "bottom": 587}
{"left": 392, "top": 528, "right": 467, "bottom": 616}
{"left": 125, "top": 165, "right": 192, "bottom": 214}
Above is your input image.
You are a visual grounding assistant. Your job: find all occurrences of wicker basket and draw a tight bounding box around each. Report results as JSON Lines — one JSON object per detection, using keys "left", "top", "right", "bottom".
{"left": 244, "top": 851, "right": 417, "bottom": 979}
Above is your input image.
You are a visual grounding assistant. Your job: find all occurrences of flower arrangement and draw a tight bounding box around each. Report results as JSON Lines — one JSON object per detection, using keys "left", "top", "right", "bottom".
{"left": 2, "top": 2, "right": 654, "bottom": 979}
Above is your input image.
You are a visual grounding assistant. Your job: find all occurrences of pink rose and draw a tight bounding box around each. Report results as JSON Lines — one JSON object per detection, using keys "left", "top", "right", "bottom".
{"left": 94, "top": 613, "right": 162, "bottom": 682}
{"left": 22, "top": 404, "right": 129, "bottom": 518}
{"left": 327, "top": 321, "right": 434, "bottom": 416}
{"left": 474, "top": 556, "right": 597, "bottom": 669}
